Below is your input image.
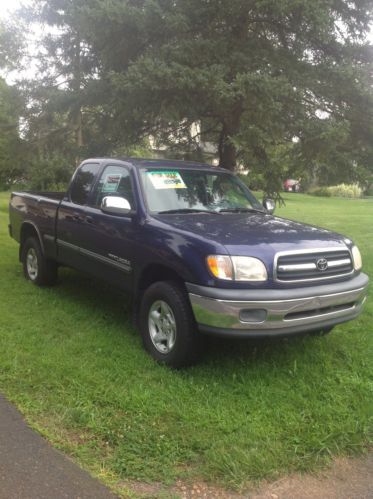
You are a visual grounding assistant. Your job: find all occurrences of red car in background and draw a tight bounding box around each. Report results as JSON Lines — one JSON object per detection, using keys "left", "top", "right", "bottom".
{"left": 284, "top": 179, "right": 300, "bottom": 192}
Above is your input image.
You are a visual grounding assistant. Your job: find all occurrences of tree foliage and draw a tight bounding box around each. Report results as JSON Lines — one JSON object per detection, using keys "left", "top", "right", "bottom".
{"left": 3, "top": 0, "right": 373, "bottom": 193}
{"left": 0, "top": 77, "right": 24, "bottom": 189}
{"left": 79, "top": 0, "right": 372, "bottom": 195}
{"left": 0, "top": 19, "right": 24, "bottom": 70}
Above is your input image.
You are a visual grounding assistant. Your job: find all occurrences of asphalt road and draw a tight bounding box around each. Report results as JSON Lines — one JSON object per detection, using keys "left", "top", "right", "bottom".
{"left": 0, "top": 394, "right": 117, "bottom": 499}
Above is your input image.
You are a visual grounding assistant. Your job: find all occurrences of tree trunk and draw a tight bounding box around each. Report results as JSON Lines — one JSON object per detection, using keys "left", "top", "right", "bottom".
{"left": 72, "top": 34, "right": 83, "bottom": 164}
{"left": 75, "top": 108, "right": 83, "bottom": 149}
{"left": 218, "top": 120, "right": 239, "bottom": 171}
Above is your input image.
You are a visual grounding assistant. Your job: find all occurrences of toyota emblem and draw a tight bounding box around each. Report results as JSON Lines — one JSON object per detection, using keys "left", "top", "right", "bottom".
{"left": 316, "top": 258, "right": 328, "bottom": 271}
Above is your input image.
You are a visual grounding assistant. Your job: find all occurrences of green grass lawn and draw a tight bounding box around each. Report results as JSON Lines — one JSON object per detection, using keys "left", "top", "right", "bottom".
{"left": 0, "top": 191, "right": 372, "bottom": 494}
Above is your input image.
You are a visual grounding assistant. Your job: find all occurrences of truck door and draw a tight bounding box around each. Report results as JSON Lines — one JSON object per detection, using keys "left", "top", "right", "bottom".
{"left": 76, "top": 164, "right": 138, "bottom": 291}
{"left": 57, "top": 162, "right": 101, "bottom": 269}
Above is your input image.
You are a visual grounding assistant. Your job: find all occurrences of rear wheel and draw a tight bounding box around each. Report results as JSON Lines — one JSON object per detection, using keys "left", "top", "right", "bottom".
{"left": 139, "top": 281, "right": 204, "bottom": 368}
{"left": 22, "top": 237, "right": 58, "bottom": 286}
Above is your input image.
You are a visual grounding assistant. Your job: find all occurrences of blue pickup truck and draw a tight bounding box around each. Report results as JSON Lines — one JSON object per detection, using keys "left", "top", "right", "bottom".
{"left": 9, "top": 158, "right": 368, "bottom": 367}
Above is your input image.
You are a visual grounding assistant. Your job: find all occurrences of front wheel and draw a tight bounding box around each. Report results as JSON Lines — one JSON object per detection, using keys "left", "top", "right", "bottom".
{"left": 139, "top": 281, "right": 204, "bottom": 368}
{"left": 22, "top": 237, "right": 58, "bottom": 286}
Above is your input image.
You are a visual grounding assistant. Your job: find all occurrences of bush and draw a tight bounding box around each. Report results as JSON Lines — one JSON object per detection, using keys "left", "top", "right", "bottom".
{"left": 328, "top": 183, "right": 362, "bottom": 198}
{"left": 308, "top": 186, "right": 332, "bottom": 197}
{"left": 308, "top": 183, "right": 362, "bottom": 198}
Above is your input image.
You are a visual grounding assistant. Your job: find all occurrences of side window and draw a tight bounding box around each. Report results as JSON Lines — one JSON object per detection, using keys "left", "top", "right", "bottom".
{"left": 70, "top": 163, "right": 100, "bottom": 205}
{"left": 92, "top": 165, "right": 135, "bottom": 209}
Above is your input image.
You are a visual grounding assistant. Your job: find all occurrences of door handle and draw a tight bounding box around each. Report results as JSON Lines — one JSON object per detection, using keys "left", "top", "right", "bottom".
{"left": 86, "top": 216, "right": 94, "bottom": 224}
{"left": 73, "top": 214, "right": 81, "bottom": 221}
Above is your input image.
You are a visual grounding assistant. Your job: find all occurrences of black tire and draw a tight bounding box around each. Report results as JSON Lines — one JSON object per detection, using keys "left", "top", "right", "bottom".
{"left": 139, "top": 280, "right": 205, "bottom": 368}
{"left": 22, "top": 237, "right": 58, "bottom": 286}
{"left": 309, "top": 326, "right": 334, "bottom": 337}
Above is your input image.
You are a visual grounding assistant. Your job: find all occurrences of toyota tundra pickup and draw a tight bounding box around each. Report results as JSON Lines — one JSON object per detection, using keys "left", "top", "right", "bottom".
{"left": 9, "top": 158, "right": 369, "bottom": 367}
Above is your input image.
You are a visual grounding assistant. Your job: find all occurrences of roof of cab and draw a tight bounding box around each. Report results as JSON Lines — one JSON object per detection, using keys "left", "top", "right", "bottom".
{"left": 83, "top": 157, "right": 227, "bottom": 172}
{"left": 121, "top": 157, "right": 223, "bottom": 170}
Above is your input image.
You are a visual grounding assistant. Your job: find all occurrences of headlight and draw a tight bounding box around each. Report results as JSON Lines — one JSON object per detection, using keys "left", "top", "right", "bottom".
{"left": 351, "top": 245, "right": 362, "bottom": 271}
{"left": 231, "top": 256, "right": 268, "bottom": 281}
{"left": 207, "top": 255, "right": 268, "bottom": 281}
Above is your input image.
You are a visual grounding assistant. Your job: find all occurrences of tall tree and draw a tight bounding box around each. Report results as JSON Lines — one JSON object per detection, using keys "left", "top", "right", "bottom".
{"left": 77, "top": 0, "right": 373, "bottom": 192}
{"left": 9, "top": 1, "right": 373, "bottom": 194}
{"left": 0, "top": 77, "right": 23, "bottom": 189}
{"left": 20, "top": 0, "right": 103, "bottom": 164}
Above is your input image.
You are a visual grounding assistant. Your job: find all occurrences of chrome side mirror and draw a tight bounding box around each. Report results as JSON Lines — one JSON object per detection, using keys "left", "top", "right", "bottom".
{"left": 101, "top": 196, "right": 131, "bottom": 215}
{"left": 263, "top": 198, "right": 275, "bottom": 214}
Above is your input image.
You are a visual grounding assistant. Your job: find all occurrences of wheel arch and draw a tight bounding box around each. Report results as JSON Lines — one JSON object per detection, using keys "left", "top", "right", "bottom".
{"left": 136, "top": 263, "right": 186, "bottom": 295}
{"left": 133, "top": 263, "right": 187, "bottom": 326}
{"left": 19, "top": 222, "right": 44, "bottom": 261}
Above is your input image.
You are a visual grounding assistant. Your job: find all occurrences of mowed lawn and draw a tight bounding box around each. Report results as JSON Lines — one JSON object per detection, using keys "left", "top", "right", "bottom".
{"left": 0, "top": 191, "right": 372, "bottom": 494}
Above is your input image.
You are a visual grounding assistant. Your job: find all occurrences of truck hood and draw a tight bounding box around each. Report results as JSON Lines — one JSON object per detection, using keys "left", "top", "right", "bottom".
{"left": 155, "top": 212, "right": 350, "bottom": 256}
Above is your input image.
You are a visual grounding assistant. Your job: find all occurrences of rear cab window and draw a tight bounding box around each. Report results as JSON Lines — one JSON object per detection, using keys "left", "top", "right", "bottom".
{"left": 70, "top": 163, "right": 100, "bottom": 205}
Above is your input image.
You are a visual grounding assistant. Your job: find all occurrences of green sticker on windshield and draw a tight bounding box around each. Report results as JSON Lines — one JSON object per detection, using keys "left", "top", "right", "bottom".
{"left": 147, "top": 171, "right": 186, "bottom": 189}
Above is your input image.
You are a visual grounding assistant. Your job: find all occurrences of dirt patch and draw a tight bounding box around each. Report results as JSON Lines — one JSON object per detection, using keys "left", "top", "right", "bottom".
{"left": 251, "top": 453, "right": 373, "bottom": 499}
{"left": 173, "top": 480, "right": 242, "bottom": 498}
{"left": 119, "top": 479, "right": 243, "bottom": 498}
{"left": 119, "top": 453, "right": 373, "bottom": 498}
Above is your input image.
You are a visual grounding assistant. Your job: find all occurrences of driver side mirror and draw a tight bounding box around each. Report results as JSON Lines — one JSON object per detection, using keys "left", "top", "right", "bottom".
{"left": 101, "top": 196, "right": 131, "bottom": 215}
{"left": 263, "top": 198, "right": 275, "bottom": 214}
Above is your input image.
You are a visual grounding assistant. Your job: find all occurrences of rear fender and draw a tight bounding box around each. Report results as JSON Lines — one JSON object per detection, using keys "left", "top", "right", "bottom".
{"left": 19, "top": 221, "right": 45, "bottom": 261}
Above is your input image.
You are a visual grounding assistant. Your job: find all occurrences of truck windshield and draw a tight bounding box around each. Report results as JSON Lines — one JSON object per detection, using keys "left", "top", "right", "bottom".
{"left": 140, "top": 168, "right": 263, "bottom": 214}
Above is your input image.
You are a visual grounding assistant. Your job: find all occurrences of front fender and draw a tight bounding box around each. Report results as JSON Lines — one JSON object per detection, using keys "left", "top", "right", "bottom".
{"left": 133, "top": 220, "right": 226, "bottom": 290}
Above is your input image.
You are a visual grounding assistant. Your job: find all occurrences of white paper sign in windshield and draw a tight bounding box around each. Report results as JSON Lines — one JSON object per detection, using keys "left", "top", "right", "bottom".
{"left": 147, "top": 171, "right": 186, "bottom": 189}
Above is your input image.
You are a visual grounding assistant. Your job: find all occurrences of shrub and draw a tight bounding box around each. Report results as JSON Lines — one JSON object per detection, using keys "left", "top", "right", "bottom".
{"left": 308, "top": 186, "right": 332, "bottom": 197}
{"left": 308, "top": 183, "right": 362, "bottom": 198}
{"left": 328, "top": 183, "right": 362, "bottom": 198}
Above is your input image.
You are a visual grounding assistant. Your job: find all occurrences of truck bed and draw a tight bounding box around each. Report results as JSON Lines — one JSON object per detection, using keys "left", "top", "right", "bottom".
{"left": 9, "top": 191, "right": 65, "bottom": 252}
{"left": 12, "top": 191, "right": 65, "bottom": 201}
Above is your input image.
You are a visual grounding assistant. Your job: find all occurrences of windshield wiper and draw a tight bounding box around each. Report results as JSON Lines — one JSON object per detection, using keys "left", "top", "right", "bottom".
{"left": 157, "top": 208, "right": 220, "bottom": 215}
{"left": 219, "top": 207, "right": 264, "bottom": 214}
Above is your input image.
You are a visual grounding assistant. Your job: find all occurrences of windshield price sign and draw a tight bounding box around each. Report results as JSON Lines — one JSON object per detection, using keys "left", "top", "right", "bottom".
{"left": 147, "top": 171, "right": 186, "bottom": 189}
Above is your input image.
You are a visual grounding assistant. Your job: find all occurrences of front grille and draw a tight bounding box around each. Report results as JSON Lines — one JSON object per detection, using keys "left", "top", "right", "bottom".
{"left": 275, "top": 249, "right": 353, "bottom": 282}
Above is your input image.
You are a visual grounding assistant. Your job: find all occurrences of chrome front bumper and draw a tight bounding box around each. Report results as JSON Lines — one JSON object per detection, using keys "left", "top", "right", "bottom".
{"left": 187, "top": 273, "right": 369, "bottom": 337}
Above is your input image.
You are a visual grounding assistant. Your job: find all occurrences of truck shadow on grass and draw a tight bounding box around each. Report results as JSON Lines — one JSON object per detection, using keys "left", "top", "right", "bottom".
{"left": 51, "top": 267, "right": 323, "bottom": 371}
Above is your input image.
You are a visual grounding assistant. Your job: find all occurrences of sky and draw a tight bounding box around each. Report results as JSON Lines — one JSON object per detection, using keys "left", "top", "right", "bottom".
{"left": 0, "top": 0, "right": 27, "bottom": 21}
